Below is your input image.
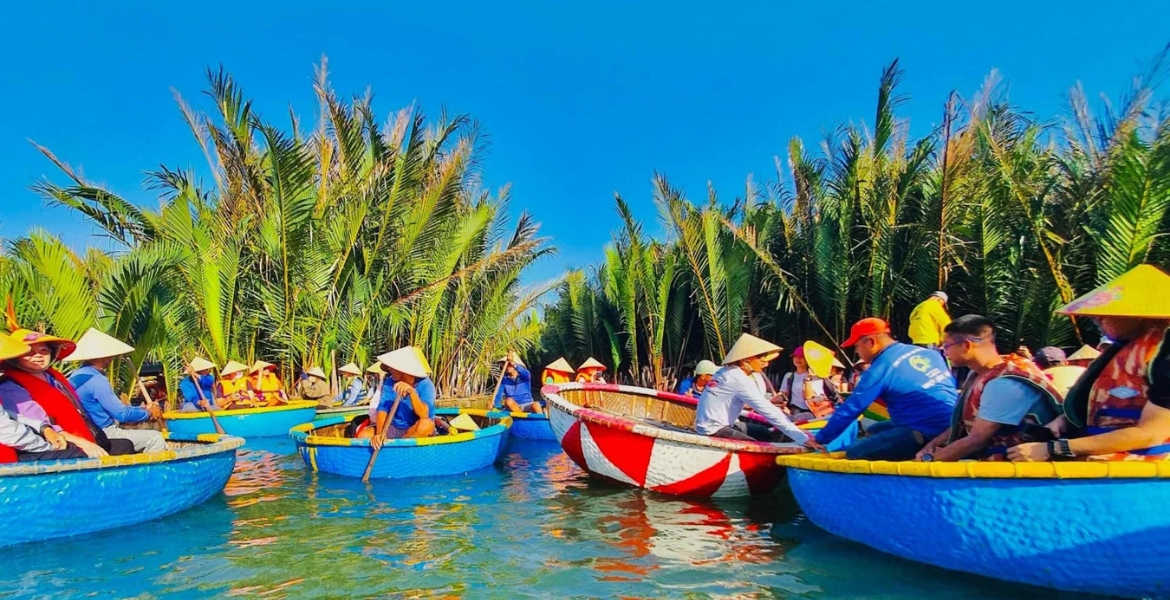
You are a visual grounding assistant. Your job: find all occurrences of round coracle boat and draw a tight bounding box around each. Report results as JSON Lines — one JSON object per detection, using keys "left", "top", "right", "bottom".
{"left": 777, "top": 453, "right": 1170, "bottom": 599}
{"left": 435, "top": 406, "right": 554, "bottom": 441}
{"left": 0, "top": 432, "right": 244, "bottom": 547}
{"left": 290, "top": 409, "right": 511, "bottom": 479}
{"left": 543, "top": 383, "right": 806, "bottom": 498}
{"left": 314, "top": 402, "right": 370, "bottom": 419}
{"left": 164, "top": 400, "right": 317, "bottom": 437}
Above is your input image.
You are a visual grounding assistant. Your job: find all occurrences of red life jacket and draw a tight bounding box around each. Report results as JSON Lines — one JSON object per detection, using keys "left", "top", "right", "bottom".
{"left": 2, "top": 367, "right": 98, "bottom": 445}
{"left": 1083, "top": 328, "right": 1169, "bottom": 460}
{"left": 949, "top": 354, "right": 1064, "bottom": 459}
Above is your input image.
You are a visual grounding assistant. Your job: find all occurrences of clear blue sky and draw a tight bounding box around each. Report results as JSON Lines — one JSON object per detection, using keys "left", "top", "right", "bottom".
{"left": 2, "top": 0, "right": 1168, "bottom": 284}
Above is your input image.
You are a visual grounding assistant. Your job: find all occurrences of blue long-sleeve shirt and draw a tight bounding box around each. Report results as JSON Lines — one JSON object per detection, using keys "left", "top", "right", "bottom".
{"left": 178, "top": 374, "right": 216, "bottom": 405}
{"left": 494, "top": 364, "right": 534, "bottom": 408}
{"left": 69, "top": 365, "right": 151, "bottom": 428}
{"left": 378, "top": 376, "right": 437, "bottom": 430}
{"left": 815, "top": 342, "right": 958, "bottom": 445}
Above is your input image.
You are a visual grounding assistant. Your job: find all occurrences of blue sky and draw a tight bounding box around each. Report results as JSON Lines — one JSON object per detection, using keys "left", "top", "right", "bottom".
{"left": 2, "top": 0, "right": 1168, "bottom": 284}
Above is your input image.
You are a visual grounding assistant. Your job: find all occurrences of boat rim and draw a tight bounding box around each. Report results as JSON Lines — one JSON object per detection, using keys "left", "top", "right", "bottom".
{"left": 164, "top": 400, "right": 317, "bottom": 419}
{"left": 0, "top": 432, "right": 244, "bottom": 477}
{"left": 543, "top": 382, "right": 806, "bottom": 456}
{"left": 778, "top": 452, "right": 1170, "bottom": 479}
{"left": 290, "top": 413, "right": 513, "bottom": 447}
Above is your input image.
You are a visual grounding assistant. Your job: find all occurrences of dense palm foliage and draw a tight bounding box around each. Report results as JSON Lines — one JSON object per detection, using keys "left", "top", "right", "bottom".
{"left": 538, "top": 54, "right": 1170, "bottom": 384}
{"left": 2, "top": 62, "right": 554, "bottom": 399}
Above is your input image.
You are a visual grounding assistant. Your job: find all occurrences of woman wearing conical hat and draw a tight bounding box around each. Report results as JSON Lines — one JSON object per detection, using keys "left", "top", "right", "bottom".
{"left": 179, "top": 357, "right": 221, "bottom": 412}
{"left": 295, "top": 366, "right": 331, "bottom": 403}
{"left": 496, "top": 351, "right": 540, "bottom": 414}
{"left": 693, "top": 333, "right": 815, "bottom": 446}
{"left": 335, "top": 362, "right": 368, "bottom": 407}
{"left": 215, "top": 360, "right": 253, "bottom": 409}
{"left": 1009, "top": 265, "right": 1170, "bottom": 462}
{"left": 248, "top": 361, "right": 287, "bottom": 407}
{"left": 542, "top": 358, "right": 575, "bottom": 385}
{"left": 575, "top": 357, "right": 607, "bottom": 383}
{"left": 0, "top": 335, "right": 90, "bottom": 463}
{"left": 356, "top": 346, "right": 436, "bottom": 447}
{"left": 65, "top": 328, "right": 167, "bottom": 454}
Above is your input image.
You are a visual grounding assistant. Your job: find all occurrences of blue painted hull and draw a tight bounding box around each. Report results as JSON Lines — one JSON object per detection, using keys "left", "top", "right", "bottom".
{"left": 787, "top": 465, "right": 1170, "bottom": 599}
{"left": 508, "top": 415, "right": 555, "bottom": 440}
{"left": 292, "top": 415, "right": 510, "bottom": 479}
{"left": 166, "top": 403, "right": 317, "bottom": 437}
{"left": 0, "top": 435, "right": 243, "bottom": 547}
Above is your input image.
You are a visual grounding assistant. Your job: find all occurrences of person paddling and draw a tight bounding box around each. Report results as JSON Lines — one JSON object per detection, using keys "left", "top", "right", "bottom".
{"left": 179, "top": 357, "right": 221, "bottom": 412}
{"left": 495, "top": 351, "right": 541, "bottom": 413}
{"left": 356, "top": 346, "right": 436, "bottom": 444}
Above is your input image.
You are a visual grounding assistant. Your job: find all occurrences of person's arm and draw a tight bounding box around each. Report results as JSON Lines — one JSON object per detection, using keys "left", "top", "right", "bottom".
{"left": 814, "top": 374, "right": 881, "bottom": 445}
{"left": 0, "top": 410, "right": 53, "bottom": 453}
{"left": 515, "top": 364, "right": 531, "bottom": 383}
{"left": 931, "top": 420, "right": 999, "bottom": 461}
{"left": 736, "top": 376, "right": 810, "bottom": 444}
{"left": 92, "top": 376, "right": 151, "bottom": 424}
{"left": 916, "top": 429, "right": 950, "bottom": 460}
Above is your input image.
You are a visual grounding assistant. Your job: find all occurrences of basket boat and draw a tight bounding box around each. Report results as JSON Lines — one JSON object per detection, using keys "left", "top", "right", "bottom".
{"left": 164, "top": 400, "right": 317, "bottom": 437}
{"left": 0, "top": 433, "right": 244, "bottom": 547}
{"left": 314, "top": 402, "right": 370, "bottom": 419}
{"left": 290, "top": 409, "right": 511, "bottom": 479}
{"left": 543, "top": 383, "right": 806, "bottom": 498}
{"left": 777, "top": 453, "right": 1170, "bottom": 599}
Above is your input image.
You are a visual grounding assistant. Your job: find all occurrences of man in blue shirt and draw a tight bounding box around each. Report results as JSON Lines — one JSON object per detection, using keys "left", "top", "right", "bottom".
{"left": 178, "top": 357, "right": 220, "bottom": 412}
{"left": 495, "top": 351, "right": 541, "bottom": 413}
{"left": 65, "top": 329, "right": 166, "bottom": 454}
{"left": 357, "top": 346, "right": 436, "bottom": 448}
{"left": 815, "top": 318, "right": 958, "bottom": 460}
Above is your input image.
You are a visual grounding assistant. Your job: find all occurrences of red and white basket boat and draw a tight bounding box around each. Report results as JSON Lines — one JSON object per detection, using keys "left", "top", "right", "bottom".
{"left": 543, "top": 383, "right": 806, "bottom": 498}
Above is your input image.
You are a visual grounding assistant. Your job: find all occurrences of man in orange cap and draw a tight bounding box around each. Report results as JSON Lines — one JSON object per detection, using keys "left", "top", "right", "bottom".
{"left": 813, "top": 317, "right": 959, "bottom": 460}
{"left": 1010, "top": 265, "right": 1170, "bottom": 462}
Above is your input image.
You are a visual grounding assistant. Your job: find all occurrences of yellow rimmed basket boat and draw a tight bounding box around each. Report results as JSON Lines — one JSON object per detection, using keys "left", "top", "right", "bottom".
{"left": 164, "top": 400, "right": 317, "bottom": 437}
{"left": 0, "top": 432, "right": 244, "bottom": 547}
{"left": 778, "top": 453, "right": 1170, "bottom": 599}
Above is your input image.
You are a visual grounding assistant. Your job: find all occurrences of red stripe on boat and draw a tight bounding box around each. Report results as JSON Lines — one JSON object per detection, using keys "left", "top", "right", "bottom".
{"left": 561, "top": 420, "right": 587, "bottom": 470}
{"left": 651, "top": 453, "right": 731, "bottom": 497}
{"left": 585, "top": 421, "right": 655, "bottom": 486}
{"left": 738, "top": 451, "right": 786, "bottom": 494}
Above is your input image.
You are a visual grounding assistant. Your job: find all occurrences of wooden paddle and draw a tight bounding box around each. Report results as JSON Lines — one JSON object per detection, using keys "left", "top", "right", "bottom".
{"left": 362, "top": 389, "right": 406, "bottom": 482}
{"left": 491, "top": 353, "right": 510, "bottom": 412}
{"left": 134, "top": 377, "right": 168, "bottom": 434}
{"left": 190, "top": 372, "right": 226, "bottom": 435}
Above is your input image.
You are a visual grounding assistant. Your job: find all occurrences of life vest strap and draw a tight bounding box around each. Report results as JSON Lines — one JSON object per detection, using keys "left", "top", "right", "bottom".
{"left": 1096, "top": 407, "right": 1143, "bottom": 419}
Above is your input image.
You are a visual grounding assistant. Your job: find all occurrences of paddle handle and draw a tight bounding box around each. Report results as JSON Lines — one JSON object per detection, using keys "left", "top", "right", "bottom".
{"left": 191, "top": 372, "right": 226, "bottom": 435}
{"left": 362, "top": 390, "right": 406, "bottom": 482}
{"left": 490, "top": 354, "right": 509, "bottom": 408}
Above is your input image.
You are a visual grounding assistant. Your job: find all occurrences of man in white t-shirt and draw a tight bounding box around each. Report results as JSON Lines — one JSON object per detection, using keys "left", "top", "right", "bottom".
{"left": 694, "top": 333, "right": 820, "bottom": 448}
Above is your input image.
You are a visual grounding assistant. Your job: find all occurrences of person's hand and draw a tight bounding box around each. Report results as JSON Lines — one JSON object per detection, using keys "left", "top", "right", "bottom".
{"left": 804, "top": 438, "right": 827, "bottom": 453}
{"left": 393, "top": 381, "right": 414, "bottom": 398}
{"left": 1017, "top": 346, "right": 1033, "bottom": 359}
{"left": 506, "top": 350, "right": 517, "bottom": 364}
{"left": 915, "top": 442, "right": 939, "bottom": 461}
{"left": 43, "top": 427, "right": 68, "bottom": 450}
{"left": 1007, "top": 442, "right": 1050, "bottom": 462}
{"left": 75, "top": 439, "right": 108, "bottom": 458}
{"left": 198, "top": 399, "right": 211, "bottom": 411}
{"left": 370, "top": 435, "right": 384, "bottom": 451}
{"left": 185, "top": 365, "right": 196, "bottom": 376}
{"left": 1046, "top": 415, "right": 1067, "bottom": 439}
{"left": 148, "top": 404, "right": 163, "bottom": 420}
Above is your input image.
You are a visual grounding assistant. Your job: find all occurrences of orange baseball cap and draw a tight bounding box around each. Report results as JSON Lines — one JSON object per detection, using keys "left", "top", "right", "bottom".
{"left": 841, "top": 318, "right": 891, "bottom": 347}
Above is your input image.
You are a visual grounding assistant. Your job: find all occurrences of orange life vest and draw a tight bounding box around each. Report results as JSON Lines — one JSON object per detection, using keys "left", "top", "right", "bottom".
{"left": 543, "top": 370, "right": 571, "bottom": 385}
{"left": 1081, "top": 328, "right": 1169, "bottom": 460}
{"left": 250, "top": 372, "right": 285, "bottom": 404}
{"left": 949, "top": 354, "right": 1064, "bottom": 459}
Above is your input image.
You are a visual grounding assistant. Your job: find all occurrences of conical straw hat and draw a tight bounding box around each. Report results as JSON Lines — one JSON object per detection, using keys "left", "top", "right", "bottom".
{"left": 307, "top": 367, "right": 327, "bottom": 379}
{"left": 802, "top": 341, "right": 836, "bottom": 378}
{"left": 378, "top": 346, "right": 429, "bottom": 379}
{"left": 8, "top": 329, "right": 77, "bottom": 361}
{"left": 189, "top": 357, "right": 216, "bottom": 372}
{"left": 1043, "top": 365, "right": 1087, "bottom": 396}
{"left": 496, "top": 355, "right": 525, "bottom": 367}
{"left": 694, "top": 360, "right": 719, "bottom": 377}
{"left": 722, "top": 334, "right": 783, "bottom": 365}
{"left": 366, "top": 362, "right": 383, "bottom": 374}
{"left": 831, "top": 358, "right": 847, "bottom": 370}
{"left": 449, "top": 412, "right": 481, "bottom": 431}
{"left": 412, "top": 347, "right": 434, "bottom": 375}
{"left": 249, "top": 360, "right": 274, "bottom": 374}
{"left": 579, "top": 357, "right": 606, "bottom": 371}
{"left": 337, "top": 362, "right": 361, "bottom": 376}
{"left": 0, "top": 335, "right": 31, "bottom": 362}
{"left": 221, "top": 360, "right": 248, "bottom": 377}
{"left": 545, "top": 357, "right": 575, "bottom": 374}
{"left": 1067, "top": 345, "right": 1102, "bottom": 361}
{"left": 63, "top": 328, "right": 135, "bottom": 362}
{"left": 1057, "top": 264, "right": 1170, "bottom": 318}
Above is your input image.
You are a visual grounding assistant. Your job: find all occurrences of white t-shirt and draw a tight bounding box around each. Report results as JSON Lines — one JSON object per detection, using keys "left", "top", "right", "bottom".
{"left": 782, "top": 371, "right": 826, "bottom": 410}
{"left": 695, "top": 366, "right": 809, "bottom": 443}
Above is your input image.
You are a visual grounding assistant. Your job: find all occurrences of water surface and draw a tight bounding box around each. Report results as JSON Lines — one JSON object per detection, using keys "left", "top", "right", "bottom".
{"left": 4, "top": 438, "right": 1113, "bottom": 598}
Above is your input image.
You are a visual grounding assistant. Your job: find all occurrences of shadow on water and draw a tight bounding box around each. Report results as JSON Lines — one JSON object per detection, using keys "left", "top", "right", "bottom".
{"left": 1, "top": 435, "right": 1124, "bottom": 599}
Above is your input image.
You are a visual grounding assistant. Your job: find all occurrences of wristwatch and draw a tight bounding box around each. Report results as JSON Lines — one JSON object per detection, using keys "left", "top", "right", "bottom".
{"left": 1047, "top": 438, "right": 1076, "bottom": 460}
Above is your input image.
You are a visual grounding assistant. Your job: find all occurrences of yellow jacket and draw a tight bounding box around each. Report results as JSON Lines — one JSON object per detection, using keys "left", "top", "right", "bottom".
{"left": 907, "top": 299, "right": 951, "bottom": 345}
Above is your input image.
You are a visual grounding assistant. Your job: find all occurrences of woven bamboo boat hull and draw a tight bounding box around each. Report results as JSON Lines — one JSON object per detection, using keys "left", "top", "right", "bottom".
{"left": 779, "top": 453, "right": 1170, "bottom": 599}
{"left": 164, "top": 401, "right": 317, "bottom": 437}
{"left": 314, "top": 403, "right": 369, "bottom": 419}
{"left": 290, "top": 410, "right": 511, "bottom": 479}
{"left": 0, "top": 433, "right": 243, "bottom": 547}
{"left": 544, "top": 383, "right": 805, "bottom": 498}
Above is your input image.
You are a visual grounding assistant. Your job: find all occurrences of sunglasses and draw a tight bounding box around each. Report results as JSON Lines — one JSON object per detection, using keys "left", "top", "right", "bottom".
{"left": 941, "top": 337, "right": 982, "bottom": 351}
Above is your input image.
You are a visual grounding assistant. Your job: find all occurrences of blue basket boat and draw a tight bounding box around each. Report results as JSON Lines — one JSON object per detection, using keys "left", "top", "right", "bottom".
{"left": 164, "top": 400, "right": 318, "bottom": 437}
{"left": 291, "top": 410, "right": 512, "bottom": 479}
{"left": 777, "top": 453, "right": 1170, "bottom": 599}
{"left": 436, "top": 406, "right": 555, "bottom": 441}
{"left": 0, "top": 432, "right": 244, "bottom": 547}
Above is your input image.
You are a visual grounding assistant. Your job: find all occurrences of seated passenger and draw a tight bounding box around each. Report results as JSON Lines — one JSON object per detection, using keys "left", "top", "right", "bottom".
{"left": 0, "top": 336, "right": 87, "bottom": 462}
{"left": 357, "top": 346, "right": 436, "bottom": 447}
{"left": 813, "top": 318, "right": 959, "bottom": 460}
{"left": 248, "top": 361, "right": 288, "bottom": 406}
{"left": 495, "top": 351, "right": 542, "bottom": 413}
{"left": 576, "top": 358, "right": 607, "bottom": 383}
{"left": 777, "top": 347, "right": 837, "bottom": 420}
{"left": 334, "top": 364, "right": 366, "bottom": 406}
{"left": 683, "top": 360, "right": 718, "bottom": 399}
{"left": 1010, "top": 265, "right": 1170, "bottom": 462}
{"left": 0, "top": 316, "right": 132, "bottom": 457}
{"left": 1031, "top": 346, "right": 1086, "bottom": 397}
{"left": 66, "top": 328, "right": 167, "bottom": 454}
{"left": 215, "top": 360, "right": 254, "bottom": 409}
{"left": 179, "top": 357, "right": 221, "bottom": 412}
{"left": 694, "top": 333, "right": 816, "bottom": 446}
{"left": 296, "top": 367, "right": 332, "bottom": 403}
{"left": 917, "top": 315, "right": 1063, "bottom": 462}
{"left": 542, "top": 358, "right": 575, "bottom": 386}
